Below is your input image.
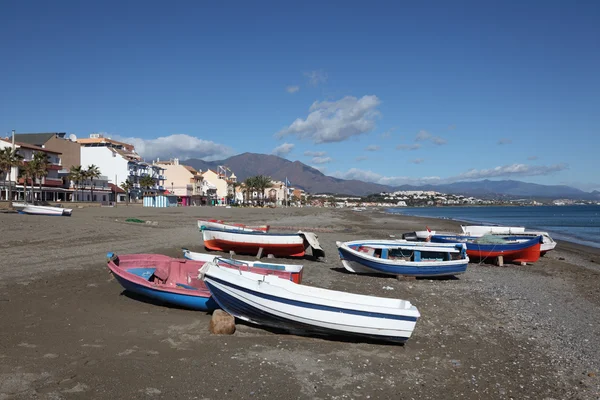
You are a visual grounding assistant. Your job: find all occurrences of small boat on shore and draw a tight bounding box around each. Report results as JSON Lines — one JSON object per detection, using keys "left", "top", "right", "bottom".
{"left": 461, "top": 225, "right": 557, "bottom": 255}
{"left": 336, "top": 240, "right": 468, "bottom": 277}
{"left": 106, "top": 252, "right": 302, "bottom": 311}
{"left": 199, "top": 260, "right": 421, "bottom": 343}
{"left": 200, "top": 226, "right": 325, "bottom": 258}
{"left": 198, "top": 219, "right": 269, "bottom": 232}
{"left": 106, "top": 253, "right": 216, "bottom": 311}
{"left": 181, "top": 248, "right": 304, "bottom": 283}
{"left": 430, "top": 234, "right": 543, "bottom": 263}
{"left": 15, "top": 202, "right": 72, "bottom": 216}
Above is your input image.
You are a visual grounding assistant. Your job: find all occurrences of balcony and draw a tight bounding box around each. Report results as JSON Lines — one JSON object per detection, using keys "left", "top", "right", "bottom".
{"left": 44, "top": 178, "right": 64, "bottom": 187}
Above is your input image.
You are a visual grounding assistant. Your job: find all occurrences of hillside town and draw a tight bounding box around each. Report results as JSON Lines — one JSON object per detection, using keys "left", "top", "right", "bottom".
{"left": 0, "top": 131, "right": 304, "bottom": 208}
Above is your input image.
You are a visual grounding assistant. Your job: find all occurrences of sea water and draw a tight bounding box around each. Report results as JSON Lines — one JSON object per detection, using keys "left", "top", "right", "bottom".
{"left": 386, "top": 205, "right": 600, "bottom": 249}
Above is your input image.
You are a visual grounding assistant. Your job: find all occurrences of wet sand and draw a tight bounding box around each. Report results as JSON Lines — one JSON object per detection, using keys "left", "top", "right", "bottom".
{"left": 1, "top": 206, "right": 599, "bottom": 399}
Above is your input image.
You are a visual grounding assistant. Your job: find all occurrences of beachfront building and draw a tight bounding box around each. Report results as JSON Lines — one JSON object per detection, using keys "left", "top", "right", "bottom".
{"left": 78, "top": 133, "right": 165, "bottom": 201}
{"left": 201, "top": 169, "right": 237, "bottom": 205}
{"left": 0, "top": 138, "right": 66, "bottom": 202}
{"left": 154, "top": 158, "right": 202, "bottom": 206}
{"left": 13, "top": 132, "right": 81, "bottom": 170}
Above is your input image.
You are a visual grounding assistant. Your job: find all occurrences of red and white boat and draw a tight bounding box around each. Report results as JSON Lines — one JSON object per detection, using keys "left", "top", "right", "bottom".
{"left": 200, "top": 226, "right": 325, "bottom": 258}
{"left": 198, "top": 219, "right": 269, "bottom": 232}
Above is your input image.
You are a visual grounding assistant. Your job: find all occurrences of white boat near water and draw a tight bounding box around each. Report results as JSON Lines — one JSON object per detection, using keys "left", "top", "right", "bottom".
{"left": 199, "top": 261, "right": 420, "bottom": 343}
{"left": 16, "top": 203, "right": 72, "bottom": 216}
{"left": 461, "top": 225, "right": 556, "bottom": 254}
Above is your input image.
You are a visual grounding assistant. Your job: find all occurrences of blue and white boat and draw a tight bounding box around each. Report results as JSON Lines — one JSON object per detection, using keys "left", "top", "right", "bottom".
{"left": 199, "top": 261, "right": 421, "bottom": 343}
{"left": 336, "top": 240, "right": 469, "bottom": 277}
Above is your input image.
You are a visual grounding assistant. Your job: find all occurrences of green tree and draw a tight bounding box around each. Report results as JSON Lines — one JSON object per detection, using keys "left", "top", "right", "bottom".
{"left": 253, "top": 175, "right": 272, "bottom": 206}
{"left": 32, "top": 152, "right": 50, "bottom": 202}
{"left": 20, "top": 161, "right": 38, "bottom": 203}
{"left": 68, "top": 165, "right": 84, "bottom": 201}
{"left": 85, "top": 164, "right": 101, "bottom": 202}
{"left": 139, "top": 175, "right": 156, "bottom": 195}
{"left": 243, "top": 176, "right": 257, "bottom": 206}
{"left": 120, "top": 179, "right": 133, "bottom": 205}
{"left": 0, "top": 147, "right": 24, "bottom": 207}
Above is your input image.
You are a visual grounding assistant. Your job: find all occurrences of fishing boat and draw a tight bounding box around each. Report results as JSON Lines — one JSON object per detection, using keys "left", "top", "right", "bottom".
{"left": 198, "top": 219, "right": 269, "bottom": 232}
{"left": 200, "top": 226, "right": 325, "bottom": 258}
{"left": 461, "top": 225, "right": 557, "bottom": 255}
{"left": 199, "top": 261, "right": 421, "bottom": 343}
{"left": 106, "top": 252, "right": 302, "bottom": 311}
{"left": 182, "top": 248, "right": 304, "bottom": 283}
{"left": 430, "top": 234, "right": 543, "bottom": 263}
{"left": 336, "top": 240, "right": 468, "bottom": 277}
{"left": 106, "top": 252, "right": 216, "bottom": 311}
{"left": 16, "top": 202, "right": 72, "bottom": 216}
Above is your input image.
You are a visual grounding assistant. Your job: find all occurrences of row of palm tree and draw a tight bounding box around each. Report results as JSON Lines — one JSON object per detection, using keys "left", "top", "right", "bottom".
{"left": 0, "top": 147, "right": 24, "bottom": 206}
{"left": 242, "top": 175, "right": 272, "bottom": 206}
{"left": 68, "top": 164, "right": 102, "bottom": 201}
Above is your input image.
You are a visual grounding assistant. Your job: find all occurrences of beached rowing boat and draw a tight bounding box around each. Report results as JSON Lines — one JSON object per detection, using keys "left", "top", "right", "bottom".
{"left": 461, "top": 225, "right": 557, "bottom": 254}
{"left": 430, "top": 234, "right": 543, "bottom": 263}
{"left": 336, "top": 240, "right": 468, "bottom": 277}
{"left": 199, "top": 260, "right": 420, "bottom": 343}
{"left": 198, "top": 219, "right": 269, "bottom": 232}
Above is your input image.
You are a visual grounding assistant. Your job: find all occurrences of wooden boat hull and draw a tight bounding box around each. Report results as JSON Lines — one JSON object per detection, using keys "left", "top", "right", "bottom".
{"left": 201, "top": 228, "right": 306, "bottom": 257}
{"left": 337, "top": 240, "right": 468, "bottom": 277}
{"left": 200, "top": 262, "right": 420, "bottom": 343}
{"left": 198, "top": 219, "right": 269, "bottom": 232}
{"left": 430, "top": 235, "right": 543, "bottom": 263}
{"left": 462, "top": 225, "right": 556, "bottom": 254}
{"left": 182, "top": 249, "right": 304, "bottom": 284}
{"left": 106, "top": 253, "right": 216, "bottom": 311}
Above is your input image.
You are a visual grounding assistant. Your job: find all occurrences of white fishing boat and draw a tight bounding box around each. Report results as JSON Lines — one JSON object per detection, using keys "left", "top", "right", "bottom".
{"left": 197, "top": 219, "right": 269, "bottom": 232}
{"left": 14, "top": 202, "right": 72, "bottom": 216}
{"left": 336, "top": 240, "right": 468, "bottom": 277}
{"left": 200, "top": 227, "right": 324, "bottom": 258}
{"left": 461, "top": 225, "right": 556, "bottom": 254}
{"left": 199, "top": 261, "right": 420, "bottom": 343}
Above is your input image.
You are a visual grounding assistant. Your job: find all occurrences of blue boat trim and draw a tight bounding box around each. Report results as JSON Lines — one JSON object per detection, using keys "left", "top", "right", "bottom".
{"left": 125, "top": 267, "right": 156, "bottom": 280}
{"left": 205, "top": 279, "right": 410, "bottom": 343}
{"left": 206, "top": 276, "right": 418, "bottom": 322}
{"left": 430, "top": 235, "right": 542, "bottom": 252}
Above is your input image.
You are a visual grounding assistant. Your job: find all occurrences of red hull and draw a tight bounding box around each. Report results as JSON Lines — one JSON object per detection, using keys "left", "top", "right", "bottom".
{"left": 467, "top": 242, "right": 541, "bottom": 263}
{"left": 204, "top": 239, "right": 306, "bottom": 257}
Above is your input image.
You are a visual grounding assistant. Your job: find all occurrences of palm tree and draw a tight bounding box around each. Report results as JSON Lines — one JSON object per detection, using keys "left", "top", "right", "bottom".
{"left": 68, "top": 165, "right": 84, "bottom": 201}
{"left": 243, "top": 176, "right": 257, "bottom": 206}
{"left": 139, "top": 175, "right": 156, "bottom": 196}
{"left": 85, "top": 164, "right": 101, "bottom": 202}
{"left": 20, "top": 161, "right": 38, "bottom": 203}
{"left": 254, "top": 175, "right": 272, "bottom": 206}
{"left": 0, "top": 147, "right": 23, "bottom": 207}
{"left": 120, "top": 179, "right": 133, "bottom": 205}
{"left": 32, "top": 152, "right": 50, "bottom": 202}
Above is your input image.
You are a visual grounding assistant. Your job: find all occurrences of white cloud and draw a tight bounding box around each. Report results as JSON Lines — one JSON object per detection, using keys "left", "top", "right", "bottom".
{"left": 311, "top": 156, "right": 332, "bottom": 165}
{"left": 432, "top": 136, "right": 447, "bottom": 145}
{"left": 497, "top": 138, "right": 512, "bottom": 145}
{"left": 304, "top": 150, "right": 327, "bottom": 157}
{"left": 304, "top": 70, "right": 328, "bottom": 86}
{"left": 365, "top": 145, "right": 380, "bottom": 151}
{"left": 410, "top": 158, "right": 425, "bottom": 164}
{"left": 277, "top": 95, "right": 381, "bottom": 143}
{"left": 396, "top": 143, "right": 421, "bottom": 151}
{"left": 355, "top": 156, "right": 368, "bottom": 162}
{"left": 113, "top": 134, "right": 233, "bottom": 161}
{"left": 379, "top": 127, "right": 396, "bottom": 139}
{"left": 415, "top": 130, "right": 432, "bottom": 141}
{"left": 271, "top": 142, "right": 295, "bottom": 157}
{"left": 456, "top": 163, "right": 567, "bottom": 180}
{"left": 527, "top": 155, "right": 538, "bottom": 160}
{"left": 286, "top": 85, "right": 300, "bottom": 94}
{"left": 331, "top": 162, "right": 567, "bottom": 186}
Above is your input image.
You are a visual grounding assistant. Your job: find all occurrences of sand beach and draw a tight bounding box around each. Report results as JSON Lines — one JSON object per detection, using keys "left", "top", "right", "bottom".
{"left": 1, "top": 206, "right": 599, "bottom": 399}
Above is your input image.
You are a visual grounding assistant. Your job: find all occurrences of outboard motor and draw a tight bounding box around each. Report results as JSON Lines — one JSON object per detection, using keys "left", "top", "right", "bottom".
{"left": 402, "top": 232, "right": 419, "bottom": 242}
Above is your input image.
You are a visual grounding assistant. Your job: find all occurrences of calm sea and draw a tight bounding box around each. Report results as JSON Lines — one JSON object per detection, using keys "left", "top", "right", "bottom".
{"left": 386, "top": 205, "right": 600, "bottom": 249}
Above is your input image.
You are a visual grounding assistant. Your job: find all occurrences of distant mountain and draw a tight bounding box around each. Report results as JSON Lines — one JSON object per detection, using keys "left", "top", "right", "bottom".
{"left": 184, "top": 153, "right": 389, "bottom": 196}
{"left": 184, "top": 153, "right": 596, "bottom": 199}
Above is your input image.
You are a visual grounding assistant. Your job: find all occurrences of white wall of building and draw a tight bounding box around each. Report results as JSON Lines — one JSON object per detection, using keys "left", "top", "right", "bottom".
{"left": 80, "top": 147, "right": 129, "bottom": 186}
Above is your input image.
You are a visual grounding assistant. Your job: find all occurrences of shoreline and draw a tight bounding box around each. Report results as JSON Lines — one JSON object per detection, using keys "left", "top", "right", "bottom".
{"left": 384, "top": 206, "right": 600, "bottom": 250}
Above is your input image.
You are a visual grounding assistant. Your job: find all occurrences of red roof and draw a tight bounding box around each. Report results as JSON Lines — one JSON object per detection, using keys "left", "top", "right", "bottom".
{"left": 108, "top": 183, "right": 125, "bottom": 193}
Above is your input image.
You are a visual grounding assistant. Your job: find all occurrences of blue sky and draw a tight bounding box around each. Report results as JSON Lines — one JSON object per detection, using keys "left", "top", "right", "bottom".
{"left": 1, "top": 0, "right": 599, "bottom": 190}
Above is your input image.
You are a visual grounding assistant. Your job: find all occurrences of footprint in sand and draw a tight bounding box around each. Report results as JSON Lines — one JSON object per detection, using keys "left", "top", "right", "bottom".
{"left": 142, "top": 387, "right": 161, "bottom": 396}
{"left": 43, "top": 353, "right": 59, "bottom": 359}
{"left": 117, "top": 348, "right": 137, "bottom": 356}
{"left": 63, "top": 383, "right": 89, "bottom": 393}
{"left": 17, "top": 343, "right": 37, "bottom": 348}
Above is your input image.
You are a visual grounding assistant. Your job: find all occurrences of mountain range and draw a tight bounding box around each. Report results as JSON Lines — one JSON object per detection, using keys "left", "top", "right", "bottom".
{"left": 184, "top": 153, "right": 599, "bottom": 200}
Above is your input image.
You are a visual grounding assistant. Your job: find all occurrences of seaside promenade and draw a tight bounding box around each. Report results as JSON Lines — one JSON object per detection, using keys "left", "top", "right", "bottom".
{"left": 1, "top": 206, "right": 599, "bottom": 399}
